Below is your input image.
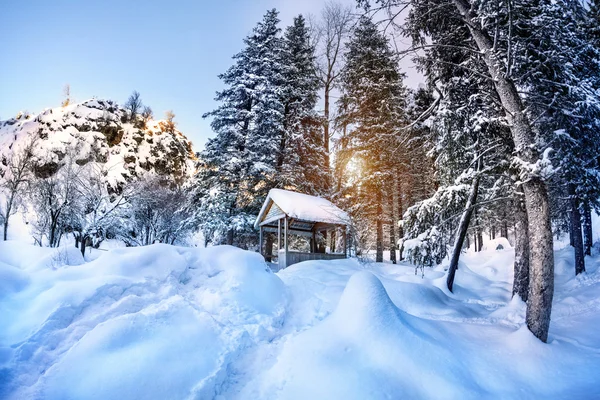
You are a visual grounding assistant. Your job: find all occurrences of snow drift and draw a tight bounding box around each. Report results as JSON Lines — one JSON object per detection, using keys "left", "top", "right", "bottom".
{"left": 0, "top": 243, "right": 285, "bottom": 399}
{"left": 1, "top": 242, "right": 600, "bottom": 399}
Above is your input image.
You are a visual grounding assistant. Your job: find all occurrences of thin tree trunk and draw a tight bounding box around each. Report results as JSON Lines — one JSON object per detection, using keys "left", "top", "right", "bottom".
{"left": 453, "top": 0, "right": 555, "bottom": 343}
{"left": 323, "top": 82, "right": 331, "bottom": 182}
{"left": 80, "top": 236, "right": 87, "bottom": 257}
{"left": 476, "top": 215, "right": 483, "bottom": 252}
{"left": 330, "top": 230, "right": 337, "bottom": 253}
{"left": 265, "top": 233, "right": 274, "bottom": 262}
{"left": 513, "top": 188, "right": 530, "bottom": 301}
{"left": 569, "top": 185, "right": 585, "bottom": 275}
{"left": 389, "top": 189, "right": 397, "bottom": 265}
{"left": 396, "top": 175, "right": 404, "bottom": 261}
{"left": 3, "top": 195, "right": 13, "bottom": 241}
{"left": 583, "top": 201, "right": 593, "bottom": 256}
{"left": 491, "top": 225, "right": 496, "bottom": 240}
{"left": 447, "top": 168, "right": 480, "bottom": 292}
{"left": 376, "top": 188, "right": 384, "bottom": 263}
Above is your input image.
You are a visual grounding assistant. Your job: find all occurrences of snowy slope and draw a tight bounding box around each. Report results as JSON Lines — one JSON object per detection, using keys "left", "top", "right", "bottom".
{"left": 1, "top": 242, "right": 600, "bottom": 399}
{"left": 0, "top": 99, "right": 196, "bottom": 189}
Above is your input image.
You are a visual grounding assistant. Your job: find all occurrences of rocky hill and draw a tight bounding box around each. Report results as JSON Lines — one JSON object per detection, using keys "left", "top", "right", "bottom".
{"left": 0, "top": 99, "right": 196, "bottom": 189}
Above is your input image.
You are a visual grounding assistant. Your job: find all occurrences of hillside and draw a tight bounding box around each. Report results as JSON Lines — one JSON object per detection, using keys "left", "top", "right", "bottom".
{"left": 0, "top": 99, "right": 196, "bottom": 189}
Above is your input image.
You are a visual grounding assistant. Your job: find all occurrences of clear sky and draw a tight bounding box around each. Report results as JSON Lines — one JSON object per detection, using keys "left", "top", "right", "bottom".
{"left": 0, "top": 0, "right": 422, "bottom": 150}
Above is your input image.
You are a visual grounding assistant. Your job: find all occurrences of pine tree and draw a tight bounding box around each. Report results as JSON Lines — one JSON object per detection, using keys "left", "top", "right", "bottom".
{"left": 278, "top": 15, "right": 327, "bottom": 195}
{"left": 196, "top": 9, "right": 285, "bottom": 247}
{"left": 337, "top": 16, "right": 407, "bottom": 263}
{"left": 361, "top": 0, "right": 600, "bottom": 342}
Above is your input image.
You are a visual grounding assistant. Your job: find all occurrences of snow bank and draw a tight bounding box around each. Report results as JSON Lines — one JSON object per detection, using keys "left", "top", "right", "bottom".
{"left": 0, "top": 243, "right": 285, "bottom": 400}
{"left": 2, "top": 241, "right": 600, "bottom": 399}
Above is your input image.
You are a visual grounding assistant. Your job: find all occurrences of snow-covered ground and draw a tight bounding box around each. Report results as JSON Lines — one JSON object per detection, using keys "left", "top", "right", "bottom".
{"left": 1, "top": 240, "right": 600, "bottom": 399}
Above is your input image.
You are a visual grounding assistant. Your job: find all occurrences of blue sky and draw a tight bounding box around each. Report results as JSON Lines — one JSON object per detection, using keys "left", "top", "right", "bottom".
{"left": 0, "top": 0, "right": 421, "bottom": 150}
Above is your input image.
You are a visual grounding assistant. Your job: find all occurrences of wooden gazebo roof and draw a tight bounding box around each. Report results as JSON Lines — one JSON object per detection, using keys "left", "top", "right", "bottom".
{"left": 254, "top": 189, "right": 350, "bottom": 235}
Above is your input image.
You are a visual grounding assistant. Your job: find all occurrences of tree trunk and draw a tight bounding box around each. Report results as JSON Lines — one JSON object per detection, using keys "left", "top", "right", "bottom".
{"left": 501, "top": 207, "right": 509, "bottom": 238}
{"left": 3, "top": 219, "right": 8, "bottom": 241}
{"left": 80, "top": 236, "right": 87, "bottom": 257}
{"left": 330, "top": 230, "right": 337, "bottom": 253}
{"left": 265, "top": 233, "right": 274, "bottom": 262}
{"left": 452, "top": 0, "right": 555, "bottom": 342}
{"left": 491, "top": 225, "right": 496, "bottom": 240}
{"left": 389, "top": 190, "right": 397, "bottom": 265}
{"left": 75, "top": 234, "right": 80, "bottom": 249}
{"left": 583, "top": 201, "right": 593, "bottom": 256}
{"left": 396, "top": 175, "right": 404, "bottom": 261}
{"left": 569, "top": 185, "right": 585, "bottom": 275}
{"left": 513, "top": 189, "right": 530, "bottom": 301}
{"left": 476, "top": 216, "right": 483, "bottom": 252}
{"left": 447, "top": 169, "right": 480, "bottom": 292}
{"left": 323, "top": 82, "right": 331, "bottom": 181}
{"left": 376, "top": 188, "right": 384, "bottom": 263}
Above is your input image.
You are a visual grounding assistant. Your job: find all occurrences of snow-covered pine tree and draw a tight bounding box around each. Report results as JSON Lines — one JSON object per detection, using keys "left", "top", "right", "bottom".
{"left": 196, "top": 9, "right": 285, "bottom": 247}
{"left": 337, "top": 16, "right": 407, "bottom": 263}
{"left": 359, "top": 0, "right": 596, "bottom": 341}
{"left": 509, "top": 0, "right": 600, "bottom": 275}
{"left": 278, "top": 15, "right": 327, "bottom": 195}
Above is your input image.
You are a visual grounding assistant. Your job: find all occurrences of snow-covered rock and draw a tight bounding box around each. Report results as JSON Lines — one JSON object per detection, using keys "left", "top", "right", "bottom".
{"left": 0, "top": 99, "right": 196, "bottom": 190}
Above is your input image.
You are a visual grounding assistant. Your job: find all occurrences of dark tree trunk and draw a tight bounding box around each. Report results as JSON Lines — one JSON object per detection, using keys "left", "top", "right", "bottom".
{"left": 330, "top": 230, "right": 336, "bottom": 253}
{"left": 583, "top": 202, "right": 593, "bottom": 256}
{"left": 75, "top": 234, "right": 80, "bottom": 249}
{"left": 569, "top": 213, "right": 575, "bottom": 247}
{"left": 226, "top": 229, "right": 234, "bottom": 246}
{"left": 491, "top": 225, "right": 496, "bottom": 240}
{"left": 80, "top": 236, "right": 87, "bottom": 257}
{"left": 447, "top": 170, "right": 480, "bottom": 292}
{"left": 466, "top": 233, "right": 470, "bottom": 250}
{"left": 569, "top": 185, "right": 585, "bottom": 275}
{"left": 323, "top": 82, "right": 331, "bottom": 182}
{"left": 396, "top": 175, "right": 404, "bottom": 261}
{"left": 265, "top": 233, "right": 274, "bottom": 262}
{"left": 389, "top": 190, "right": 397, "bottom": 265}
{"left": 475, "top": 216, "right": 483, "bottom": 252}
{"left": 513, "top": 189, "right": 530, "bottom": 301}
{"left": 376, "top": 188, "right": 384, "bottom": 263}
{"left": 501, "top": 207, "right": 509, "bottom": 238}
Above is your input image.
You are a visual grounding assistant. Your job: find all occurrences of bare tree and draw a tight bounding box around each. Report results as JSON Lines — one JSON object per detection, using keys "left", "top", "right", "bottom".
{"left": 0, "top": 136, "right": 38, "bottom": 240}
{"left": 28, "top": 158, "right": 78, "bottom": 247}
{"left": 162, "top": 110, "right": 177, "bottom": 133}
{"left": 141, "top": 106, "right": 154, "bottom": 128}
{"left": 118, "top": 175, "right": 192, "bottom": 246}
{"left": 71, "top": 164, "right": 131, "bottom": 256}
{"left": 62, "top": 84, "right": 71, "bottom": 107}
{"left": 311, "top": 1, "right": 354, "bottom": 180}
{"left": 124, "top": 90, "right": 143, "bottom": 123}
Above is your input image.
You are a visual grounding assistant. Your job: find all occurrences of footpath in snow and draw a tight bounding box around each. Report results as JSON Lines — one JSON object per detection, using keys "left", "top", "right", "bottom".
{"left": 0, "top": 240, "right": 599, "bottom": 399}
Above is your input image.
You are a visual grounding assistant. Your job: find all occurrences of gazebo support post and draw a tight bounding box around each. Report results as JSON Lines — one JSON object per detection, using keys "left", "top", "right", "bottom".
{"left": 343, "top": 227, "right": 347, "bottom": 257}
{"left": 278, "top": 219, "right": 281, "bottom": 251}
{"left": 284, "top": 217, "right": 288, "bottom": 253}
{"left": 259, "top": 226, "right": 263, "bottom": 256}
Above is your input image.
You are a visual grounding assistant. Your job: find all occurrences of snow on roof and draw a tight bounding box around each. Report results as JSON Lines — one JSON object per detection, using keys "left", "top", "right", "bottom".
{"left": 255, "top": 188, "right": 350, "bottom": 228}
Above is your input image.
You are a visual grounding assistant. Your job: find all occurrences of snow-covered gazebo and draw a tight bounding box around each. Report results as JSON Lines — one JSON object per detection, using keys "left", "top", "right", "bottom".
{"left": 254, "top": 189, "right": 350, "bottom": 268}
